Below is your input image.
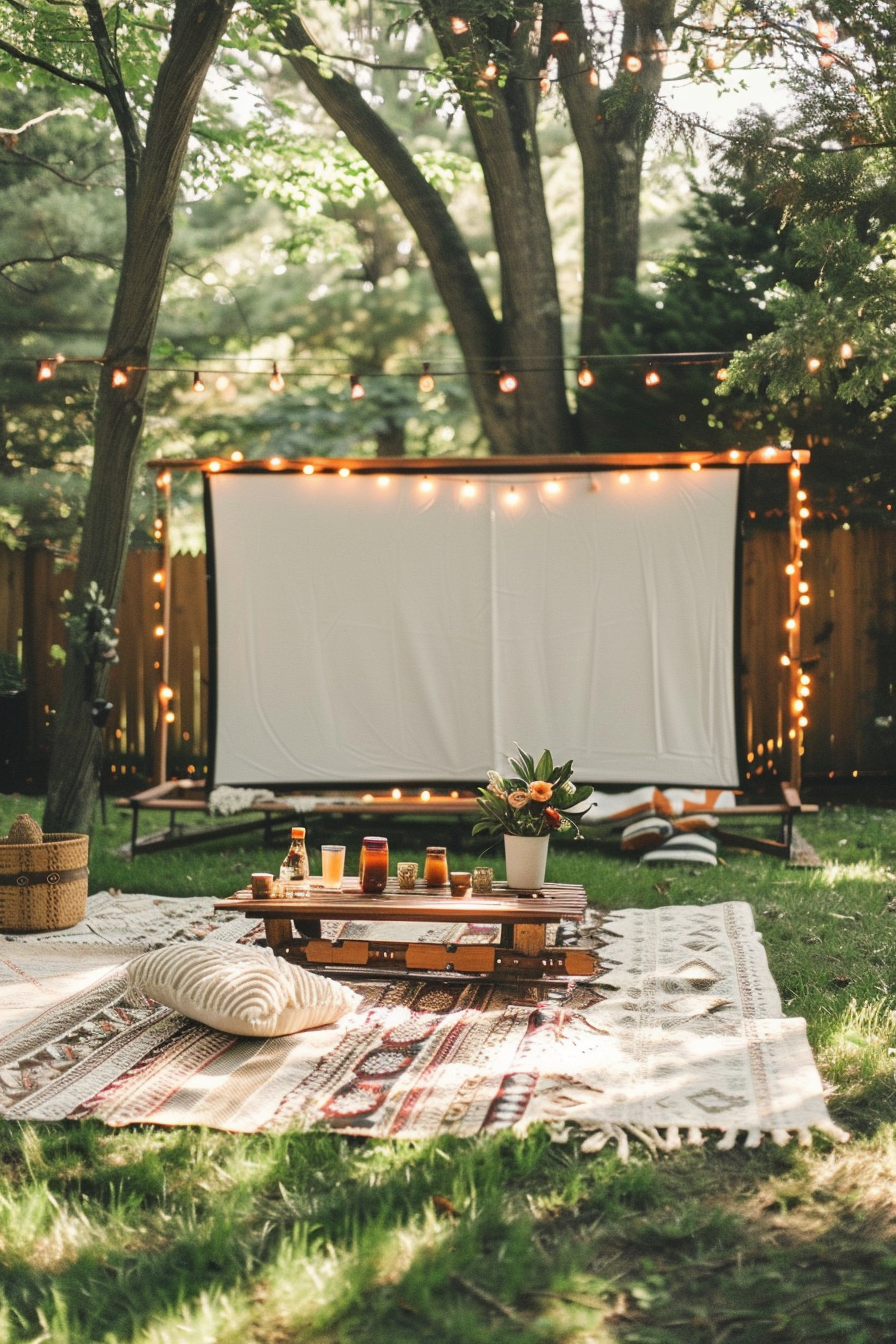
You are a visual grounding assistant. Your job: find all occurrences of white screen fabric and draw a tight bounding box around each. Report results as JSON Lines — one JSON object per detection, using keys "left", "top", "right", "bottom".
{"left": 208, "top": 468, "right": 740, "bottom": 787}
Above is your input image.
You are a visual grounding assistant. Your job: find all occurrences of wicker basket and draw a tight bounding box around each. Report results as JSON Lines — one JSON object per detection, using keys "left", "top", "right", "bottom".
{"left": 0, "top": 833, "right": 89, "bottom": 932}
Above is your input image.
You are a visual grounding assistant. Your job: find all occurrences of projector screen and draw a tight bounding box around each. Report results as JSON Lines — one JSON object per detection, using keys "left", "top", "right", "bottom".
{"left": 207, "top": 467, "right": 741, "bottom": 788}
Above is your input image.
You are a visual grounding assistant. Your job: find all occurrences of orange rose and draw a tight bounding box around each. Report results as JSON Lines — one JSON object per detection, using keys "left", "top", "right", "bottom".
{"left": 507, "top": 790, "right": 530, "bottom": 809}
{"left": 544, "top": 806, "right": 562, "bottom": 829}
{"left": 529, "top": 780, "right": 553, "bottom": 803}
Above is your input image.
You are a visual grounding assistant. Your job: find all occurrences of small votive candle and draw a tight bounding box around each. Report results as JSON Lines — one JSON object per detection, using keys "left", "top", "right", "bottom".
{"left": 397, "top": 861, "right": 418, "bottom": 889}
{"left": 472, "top": 866, "right": 493, "bottom": 893}
{"left": 251, "top": 872, "right": 274, "bottom": 899}
{"left": 449, "top": 871, "right": 472, "bottom": 897}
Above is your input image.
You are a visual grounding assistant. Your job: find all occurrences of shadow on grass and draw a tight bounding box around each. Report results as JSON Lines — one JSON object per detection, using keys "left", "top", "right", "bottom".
{"left": 0, "top": 1123, "right": 894, "bottom": 1344}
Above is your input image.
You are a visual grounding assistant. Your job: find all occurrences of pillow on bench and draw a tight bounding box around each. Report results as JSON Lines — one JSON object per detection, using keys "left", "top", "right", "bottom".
{"left": 127, "top": 942, "right": 360, "bottom": 1037}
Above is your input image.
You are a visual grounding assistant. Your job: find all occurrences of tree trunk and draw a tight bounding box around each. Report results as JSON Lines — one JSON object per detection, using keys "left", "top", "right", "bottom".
{"left": 547, "top": 0, "right": 670, "bottom": 445}
{"left": 553, "top": 1, "right": 670, "bottom": 351}
{"left": 427, "top": 8, "right": 577, "bottom": 452}
{"left": 44, "top": 0, "right": 233, "bottom": 834}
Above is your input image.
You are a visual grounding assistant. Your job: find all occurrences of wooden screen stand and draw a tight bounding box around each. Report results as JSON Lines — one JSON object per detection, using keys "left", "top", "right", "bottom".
{"left": 215, "top": 879, "right": 599, "bottom": 985}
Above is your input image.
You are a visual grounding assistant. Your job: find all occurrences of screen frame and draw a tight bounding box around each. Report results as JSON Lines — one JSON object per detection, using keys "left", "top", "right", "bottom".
{"left": 203, "top": 461, "right": 747, "bottom": 791}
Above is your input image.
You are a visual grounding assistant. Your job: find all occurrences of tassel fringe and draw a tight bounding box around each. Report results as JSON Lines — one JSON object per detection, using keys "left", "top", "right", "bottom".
{"left": 550, "top": 1120, "right": 850, "bottom": 1160}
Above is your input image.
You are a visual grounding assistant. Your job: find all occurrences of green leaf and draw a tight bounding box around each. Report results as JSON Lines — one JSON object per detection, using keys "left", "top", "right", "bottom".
{"left": 534, "top": 749, "right": 553, "bottom": 781}
{"left": 560, "top": 785, "right": 593, "bottom": 811}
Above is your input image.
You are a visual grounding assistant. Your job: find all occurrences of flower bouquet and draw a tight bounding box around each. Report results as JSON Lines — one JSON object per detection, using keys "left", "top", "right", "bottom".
{"left": 473, "top": 748, "right": 593, "bottom": 890}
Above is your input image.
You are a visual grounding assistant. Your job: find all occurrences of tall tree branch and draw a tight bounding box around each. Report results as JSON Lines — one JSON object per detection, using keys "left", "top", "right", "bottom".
{"left": 0, "top": 36, "right": 105, "bottom": 93}
{"left": 81, "top": 0, "right": 143, "bottom": 215}
{"left": 279, "top": 11, "right": 521, "bottom": 453}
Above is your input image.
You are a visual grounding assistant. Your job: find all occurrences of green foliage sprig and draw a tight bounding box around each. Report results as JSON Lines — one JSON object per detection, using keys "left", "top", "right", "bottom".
{"left": 61, "top": 582, "right": 119, "bottom": 667}
{"left": 473, "top": 747, "right": 592, "bottom": 839}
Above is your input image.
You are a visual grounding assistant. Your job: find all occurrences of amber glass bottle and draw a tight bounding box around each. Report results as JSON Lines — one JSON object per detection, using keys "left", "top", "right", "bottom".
{"left": 359, "top": 836, "right": 389, "bottom": 893}
{"left": 424, "top": 846, "right": 449, "bottom": 887}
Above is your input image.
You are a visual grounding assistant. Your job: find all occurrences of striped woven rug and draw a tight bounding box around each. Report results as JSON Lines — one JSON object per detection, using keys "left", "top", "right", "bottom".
{"left": 0, "top": 893, "right": 845, "bottom": 1152}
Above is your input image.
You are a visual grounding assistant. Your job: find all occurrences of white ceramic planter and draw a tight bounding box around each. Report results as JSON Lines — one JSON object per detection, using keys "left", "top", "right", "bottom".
{"left": 503, "top": 833, "right": 550, "bottom": 891}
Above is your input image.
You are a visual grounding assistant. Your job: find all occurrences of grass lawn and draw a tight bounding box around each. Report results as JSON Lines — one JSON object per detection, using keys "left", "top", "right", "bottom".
{"left": 0, "top": 792, "right": 894, "bottom": 1344}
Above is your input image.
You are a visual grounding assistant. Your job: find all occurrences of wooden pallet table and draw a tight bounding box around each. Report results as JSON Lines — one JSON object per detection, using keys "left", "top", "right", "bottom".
{"left": 214, "top": 878, "right": 598, "bottom": 984}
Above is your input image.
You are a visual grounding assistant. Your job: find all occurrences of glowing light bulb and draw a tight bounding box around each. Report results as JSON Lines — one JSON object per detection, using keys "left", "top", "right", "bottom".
{"left": 786, "top": 563, "right": 796, "bottom": 575}
{"left": 231, "top": 451, "right": 243, "bottom": 462}
{"left": 420, "top": 790, "right": 431, "bottom": 801}
{"left": 302, "top": 463, "right": 314, "bottom": 474}
{"left": 798, "top": 715, "right": 808, "bottom": 727}
{"left": 649, "top": 470, "right": 659, "bottom": 482}
{"left": 552, "top": 24, "right": 570, "bottom": 42}
{"left": 780, "top": 654, "right": 791, "bottom": 666}
{"left": 483, "top": 59, "right": 498, "bottom": 79}
{"left": 840, "top": 342, "right": 853, "bottom": 360}
{"left": 36, "top": 359, "right": 55, "bottom": 381}
{"left": 690, "top": 461, "right": 702, "bottom": 471}
{"left": 619, "top": 472, "right": 631, "bottom": 485}
{"left": 506, "top": 486, "right": 519, "bottom": 505}
{"left": 192, "top": 371, "right": 204, "bottom": 393}
{"left": 577, "top": 359, "right": 595, "bottom": 388}
{"left": 589, "top": 68, "right": 599, "bottom": 85}
{"left": 269, "top": 363, "right": 285, "bottom": 392}
{"left": 789, "top": 728, "right": 797, "bottom": 739}
{"left": 338, "top": 467, "right": 351, "bottom": 477}
{"left": 762, "top": 446, "right": 777, "bottom": 457}
{"left": 269, "top": 457, "right": 284, "bottom": 469}
{"left": 644, "top": 366, "right": 661, "bottom": 387}
{"left": 207, "top": 459, "right": 222, "bottom": 474}
{"left": 362, "top": 793, "right": 374, "bottom": 802}
{"left": 461, "top": 481, "right": 476, "bottom": 498}
{"left": 800, "top": 538, "right": 809, "bottom": 549}
{"left": 216, "top": 375, "right": 231, "bottom": 393}
{"left": 797, "top": 490, "right": 807, "bottom": 501}
{"left": 450, "top": 790, "right": 459, "bottom": 798}
{"left": 450, "top": 15, "right": 469, "bottom": 34}
{"left": 111, "top": 368, "right": 128, "bottom": 387}
{"left": 807, "top": 356, "right": 822, "bottom": 373}
{"left": 729, "top": 450, "right": 741, "bottom": 461}
{"left": 391, "top": 788, "right": 402, "bottom": 800}
{"left": 785, "top": 617, "right": 796, "bottom": 630}
{"left": 624, "top": 52, "right": 642, "bottom": 72}
{"left": 799, "top": 594, "right": 810, "bottom": 606}
{"left": 165, "top": 710, "right": 176, "bottom": 723}
{"left": 378, "top": 475, "right": 390, "bottom": 487}
{"left": 498, "top": 369, "right": 518, "bottom": 393}
{"left": 800, "top": 506, "right": 810, "bottom": 518}
{"left": 793, "top": 699, "right": 804, "bottom": 713}
{"left": 418, "top": 362, "right": 435, "bottom": 393}
{"left": 715, "top": 366, "right": 729, "bottom": 381}
{"left": 153, "top": 571, "right": 164, "bottom": 585}
{"left": 154, "top": 625, "right": 165, "bottom": 638}
{"left": 420, "top": 476, "right": 433, "bottom": 493}
{"left": 350, "top": 374, "right": 365, "bottom": 399}
{"left": 545, "top": 479, "right": 561, "bottom": 494}
{"left": 159, "top": 684, "right": 174, "bottom": 702}
{"left": 790, "top": 465, "right": 801, "bottom": 479}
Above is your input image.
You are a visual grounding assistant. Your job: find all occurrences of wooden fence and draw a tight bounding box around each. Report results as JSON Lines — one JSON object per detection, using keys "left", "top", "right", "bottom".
{"left": 2, "top": 528, "right": 895, "bottom": 789}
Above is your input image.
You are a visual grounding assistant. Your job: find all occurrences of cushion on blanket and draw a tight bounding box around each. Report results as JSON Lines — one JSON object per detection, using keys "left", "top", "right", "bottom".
{"left": 640, "top": 833, "right": 719, "bottom": 866}
{"left": 621, "top": 817, "right": 675, "bottom": 852}
{"left": 127, "top": 942, "right": 360, "bottom": 1036}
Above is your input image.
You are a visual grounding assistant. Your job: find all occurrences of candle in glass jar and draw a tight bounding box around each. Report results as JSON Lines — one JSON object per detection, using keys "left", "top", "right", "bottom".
{"left": 424, "top": 846, "right": 449, "bottom": 887}
{"left": 359, "top": 836, "right": 389, "bottom": 893}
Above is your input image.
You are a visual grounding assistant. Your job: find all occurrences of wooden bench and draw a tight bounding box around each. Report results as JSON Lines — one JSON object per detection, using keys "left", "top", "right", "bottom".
{"left": 117, "top": 780, "right": 478, "bottom": 858}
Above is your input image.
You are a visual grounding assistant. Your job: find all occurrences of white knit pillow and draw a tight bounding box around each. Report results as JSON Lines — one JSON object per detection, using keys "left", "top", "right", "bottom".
{"left": 126, "top": 943, "right": 361, "bottom": 1037}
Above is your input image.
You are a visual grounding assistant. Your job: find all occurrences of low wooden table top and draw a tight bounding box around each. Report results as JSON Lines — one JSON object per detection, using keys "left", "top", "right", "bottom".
{"left": 215, "top": 878, "right": 588, "bottom": 925}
